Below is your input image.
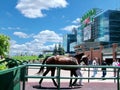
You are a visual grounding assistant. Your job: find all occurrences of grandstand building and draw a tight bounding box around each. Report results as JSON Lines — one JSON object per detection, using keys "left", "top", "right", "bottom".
{"left": 74, "top": 9, "right": 120, "bottom": 51}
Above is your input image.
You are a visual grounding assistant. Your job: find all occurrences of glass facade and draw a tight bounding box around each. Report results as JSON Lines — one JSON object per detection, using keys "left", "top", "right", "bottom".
{"left": 70, "top": 42, "right": 77, "bottom": 52}
{"left": 77, "top": 26, "right": 83, "bottom": 44}
{"left": 94, "top": 11, "right": 109, "bottom": 42}
{"left": 63, "top": 10, "right": 120, "bottom": 52}
{"left": 63, "top": 34, "right": 77, "bottom": 53}
{"left": 94, "top": 10, "right": 120, "bottom": 44}
{"left": 109, "top": 10, "right": 120, "bottom": 43}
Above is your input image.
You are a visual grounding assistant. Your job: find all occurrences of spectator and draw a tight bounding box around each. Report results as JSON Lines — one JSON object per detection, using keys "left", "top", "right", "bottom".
{"left": 91, "top": 57, "right": 99, "bottom": 77}
{"left": 118, "top": 59, "right": 120, "bottom": 66}
{"left": 101, "top": 60, "right": 107, "bottom": 79}
{"left": 112, "top": 59, "right": 118, "bottom": 77}
{"left": 88, "top": 58, "right": 92, "bottom": 65}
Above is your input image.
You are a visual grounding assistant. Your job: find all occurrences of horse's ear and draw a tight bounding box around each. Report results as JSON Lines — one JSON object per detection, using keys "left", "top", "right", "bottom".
{"left": 80, "top": 53, "right": 84, "bottom": 56}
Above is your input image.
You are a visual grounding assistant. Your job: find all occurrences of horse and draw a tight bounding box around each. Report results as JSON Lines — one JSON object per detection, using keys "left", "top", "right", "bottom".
{"left": 37, "top": 53, "right": 88, "bottom": 87}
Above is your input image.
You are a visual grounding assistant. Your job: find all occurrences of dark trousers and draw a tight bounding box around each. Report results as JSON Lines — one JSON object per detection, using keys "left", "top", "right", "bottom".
{"left": 102, "top": 70, "right": 106, "bottom": 77}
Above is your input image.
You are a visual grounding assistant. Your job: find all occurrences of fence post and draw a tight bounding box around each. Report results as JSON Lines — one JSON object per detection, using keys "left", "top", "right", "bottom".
{"left": 117, "top": 68, "right": 120, "bottom": 90}
{"left": 57, "top": 67, "right": 61, "bottom": 90}
{"left": 88, "top": 67, "right": 90, "bottom": 83}
{"left": 22, "top": 66, "right": 27, "bottom": 90}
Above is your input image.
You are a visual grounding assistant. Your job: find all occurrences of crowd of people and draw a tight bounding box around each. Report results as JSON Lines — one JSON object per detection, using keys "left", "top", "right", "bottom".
{"left": 89, "top": 57, "right": 120, "bottom": 78}
{"left": 76, "top": 57, "right": 120, "bottom": 86}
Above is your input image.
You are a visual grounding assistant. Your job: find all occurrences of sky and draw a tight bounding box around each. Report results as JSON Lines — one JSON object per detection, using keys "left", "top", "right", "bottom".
{"left": 0, "top": 0, "right": 119, "bottom": 56}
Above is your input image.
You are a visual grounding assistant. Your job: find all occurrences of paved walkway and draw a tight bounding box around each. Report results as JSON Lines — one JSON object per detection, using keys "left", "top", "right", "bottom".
{"left": 21, "top": 67, "right": 119, "bottom": 90}
{"left": 22, "top": 82, "right": 117, "bottom": 90}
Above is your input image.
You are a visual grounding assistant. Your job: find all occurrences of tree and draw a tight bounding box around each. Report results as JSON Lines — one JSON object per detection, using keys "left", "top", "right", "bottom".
{"left": 58, "top": 43, "right": 65, "bottom": 55}
{"left": 53, "top": 43, "right": 65, "bottom": 55}
{"left": 53, "top": 44, "right": 58, "bottom": 55}
{"left": 38, "top": 54, "right": 44, "bottom": 58}
{"left": 0, "top": 34, "right": 10, "bottom": 57}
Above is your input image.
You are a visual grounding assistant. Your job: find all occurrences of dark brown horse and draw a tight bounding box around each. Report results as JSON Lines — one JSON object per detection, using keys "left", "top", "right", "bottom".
{"left": 37, "top": 53, "right": 88, "bottom": 87}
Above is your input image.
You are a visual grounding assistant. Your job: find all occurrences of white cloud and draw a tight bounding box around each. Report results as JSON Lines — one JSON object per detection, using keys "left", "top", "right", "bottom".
{"left": 1, "top": 27, "right": 21, "bottom": 30}
{"left": 61, "top": 25, "right": 79, "bottom": 32}
{"left": 16, "top": 0, "right": 68, "bottom": 18}
{"left": 72, "top": 18, "right": 81, "bottom": 24}
{"left": 33, "top": 30, "right": 62, "bottom": 43}
{"left": 13, "top": 32, "right": 29, "bottom": 38}
{"left": 10, "top": 30, "right": 62, "bottom": 55}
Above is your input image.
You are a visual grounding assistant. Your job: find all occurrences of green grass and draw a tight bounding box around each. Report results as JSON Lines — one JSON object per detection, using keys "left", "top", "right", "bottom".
{"left": 0, "top": 54, "right": 53, "bottom": 70}
{"left": 11, "top": 55, "right": 40, "bottom": 61}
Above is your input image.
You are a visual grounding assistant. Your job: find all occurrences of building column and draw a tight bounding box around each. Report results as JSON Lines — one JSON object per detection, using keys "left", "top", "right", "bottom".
{"left": 112, "top": 43, "right": 118, "bottom": 59}
{"left": 99, "top": 45, "right": 103, "bottom": 64}
{"left": 90, "top": 48, "right": 93, "bottom": 60}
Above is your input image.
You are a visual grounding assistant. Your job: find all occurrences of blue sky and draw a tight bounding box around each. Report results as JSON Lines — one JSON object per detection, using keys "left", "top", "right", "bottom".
{"left": 0, "top": 0, "right": 119, "bottom": 56}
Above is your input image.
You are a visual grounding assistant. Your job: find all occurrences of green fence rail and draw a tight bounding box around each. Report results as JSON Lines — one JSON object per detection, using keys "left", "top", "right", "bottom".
{"left": 22, "top": 64, "right": 120, "bottom": 90}
{"left": 0, "top": 65, "right": 26, "bottom": 90}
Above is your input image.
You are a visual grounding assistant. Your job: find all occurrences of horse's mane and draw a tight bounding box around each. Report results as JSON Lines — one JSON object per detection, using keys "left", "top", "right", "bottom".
{"left": 73, "top": 53, "right": 84, "bottom": 59}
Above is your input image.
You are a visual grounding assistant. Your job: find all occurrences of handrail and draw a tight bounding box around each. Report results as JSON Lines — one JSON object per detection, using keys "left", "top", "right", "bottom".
{"left": 26, "top": 63, "right": 120, "bottom": 69}
{"left": 22, "top": 64, "right": 120, "bottom": 90}
{"left": 0, "top": 65, "right": 26, "bottom": 75}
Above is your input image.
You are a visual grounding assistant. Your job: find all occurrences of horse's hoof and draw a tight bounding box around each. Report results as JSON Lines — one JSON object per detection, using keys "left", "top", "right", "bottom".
{"left": 54, "top": 83, "right": 58, "bottom": 87}
{"left": 69, "top": 85, "right": 73, "bottom": 88}
{"left": 72, "top": 83, "right": 80, "bottom": 86}
{"left": 33, "top": 85, "right": 41, "bottom": 89}
{"left": 56, "top": 85, "right": 58, "bottom": 88}
{"left": 38, "top": 83, "right": 42, "bottom": 87}
{"left": 38, "top": 85, "right": 41, "bottom": 87}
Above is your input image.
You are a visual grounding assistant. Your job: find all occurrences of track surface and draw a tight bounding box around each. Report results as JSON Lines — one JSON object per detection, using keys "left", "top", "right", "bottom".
{"left": 21, "top": 67, "right": 118, "bottom": 90}
{"left": 22, "top": 82, "right": 117, "bottom": 90}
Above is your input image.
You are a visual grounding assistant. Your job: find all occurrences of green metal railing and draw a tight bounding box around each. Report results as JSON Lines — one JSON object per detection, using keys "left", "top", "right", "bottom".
{"left": 0, "top": 65, "right": 26, "bottom": 90}
{"left": 22, "top": 64, "right": 120, "bottom": 90}
{"left": 0, "top": 58, "right": 28, "bottom": 90}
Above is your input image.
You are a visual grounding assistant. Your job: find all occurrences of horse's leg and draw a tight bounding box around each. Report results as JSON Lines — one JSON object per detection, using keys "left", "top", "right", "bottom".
{"left": 39, "top": 68, "right": 50, "bottom": 86}
{"left": 51, "top": 68, "right": 58, "bottom": 87}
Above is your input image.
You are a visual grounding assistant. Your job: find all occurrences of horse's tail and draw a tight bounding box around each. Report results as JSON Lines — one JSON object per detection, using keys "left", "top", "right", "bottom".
{"left": 37, "top": 56, "right": 50, "bottom": 74}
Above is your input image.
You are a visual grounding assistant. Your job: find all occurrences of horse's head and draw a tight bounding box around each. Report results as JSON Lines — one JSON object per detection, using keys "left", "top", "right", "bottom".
{"left": 74, "top": 53, "right": 88, "bottom": 65}
{"left": 73, "top": 53, "right": 84, "bottom": 59}
{"left": 73, "top": 53, "right": 84, "bottom": 63}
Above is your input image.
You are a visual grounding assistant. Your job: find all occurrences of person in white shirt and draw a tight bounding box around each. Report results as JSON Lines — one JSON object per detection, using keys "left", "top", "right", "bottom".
{"left": 75, "top": 68, "right": 84, "bottom": 86}
{"left": 91, "top": 57, "right": 99, "bottom": 77}
{"left": 112, "top": 59, "right": 118, "bottom": 77}
{"left": 75, "top": 55, "right": 88, "bottom": 86}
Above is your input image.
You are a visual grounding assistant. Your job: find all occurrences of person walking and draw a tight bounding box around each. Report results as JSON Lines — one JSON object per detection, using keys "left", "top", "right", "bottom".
{"left": 118, "top": 59, "right": 120, "bottom": 66}
{"left": 112, "top": 59, "right": 118, "bottom": 77}
{"left": 101, "top": 60, "right": 107, "bottom": 79}
{"left": 75, "top": 68, "right": 84, "bottom": 86}
{"left": 91, "top": 57, "right": 99, "bottom": 77}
